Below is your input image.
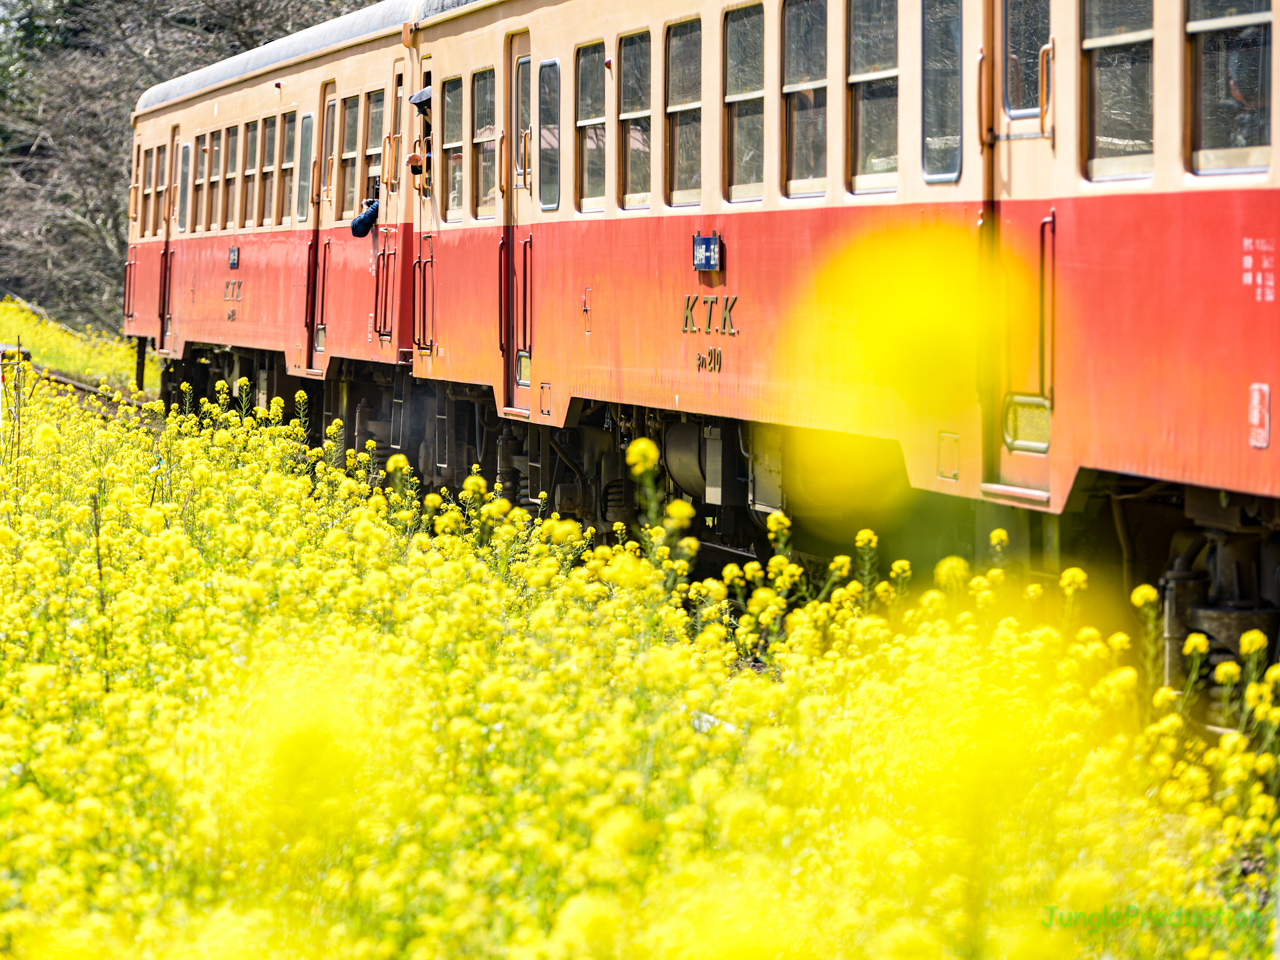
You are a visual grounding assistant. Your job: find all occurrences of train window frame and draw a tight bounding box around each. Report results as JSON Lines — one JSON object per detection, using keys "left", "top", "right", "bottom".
{"left": 577, "top": 41, "right": 607, "bottom": 212}
{"left": 539, "top": 60, "right": 561, "bottom": 211}
{"left": 193, "top": 134, "right": 206, "bottom": 232}
{"left": 260, "top": 115, "right": 277, "bottom": 227}
{"left": 667, "top": 19, "right": 703, "bottom": 206}
{"left": 142, "top": 148, "right": 154, "bottom": 237}
{"left": 223, "top": 127, "right": 237, "bottom": 230}
{"left": 619, "top": 31, "right": 652, "bottom": 209}
{"left": 848, "top": 0, "right": 900, "bottom": 193}
{"left": 514, "top": 56, "right": 533, "bottom": 188}
{"left": 725, "top": 3, "right": 766, "bottom": 202}
{"left": 442, "top": 76, "right": 464, "bottom": 222}
{"left": 922, "top": 0, "right": 963, "bottom": 183}
{"left": 472, "top": 69, "right": 497, "bottom": 220}
{"left": 417, "top": 69, "right": 433, "bottom": 198}
{"left": 297, "top": 113, "right": 314, "bottom": 223}
{"left": 243, "top": 120, "right": 258, "bottom": 228}
{"left": 280, "top": 111, "right": 296, "bottom": 225}
{"left": 1004, "top": 0, "right": 1050, "bottom": 118}
{"left": 1082, "top": 0, "right": 1153, "bottom": 181}
{"left": 321, "top": 89, "right": 337, "bottom": 204}
{"left": 364, "top": 89, "right": 385, "bottom": 207}
{"left": 208, "top": 130, "right": 222, "bottom": 233}
{"left": 154, "top": 144, "right": 166, "bottom": 237}
{"left": 391, "top": 69, "right": 404, "bottom": 192}
{"left": 782, "top": 0, "right": 828, "bottom": 198}
{"left": 177, "top": 143, "right": 190, "bottom": 234}
{"left": 1188, "top": 3, "right": 1272, "bottom": 175}
{"left": 339, "top": 95, "right": 360, "bottom": 220}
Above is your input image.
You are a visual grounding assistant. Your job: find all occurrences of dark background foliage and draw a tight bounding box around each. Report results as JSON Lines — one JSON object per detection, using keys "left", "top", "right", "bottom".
{"left": 0, "top": 0, "right": 356, "bottom": 329}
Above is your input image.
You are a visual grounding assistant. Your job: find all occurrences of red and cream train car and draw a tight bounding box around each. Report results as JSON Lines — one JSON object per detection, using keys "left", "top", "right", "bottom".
{"left": 127, "top": 0, "right": 1280, "bottom": 661}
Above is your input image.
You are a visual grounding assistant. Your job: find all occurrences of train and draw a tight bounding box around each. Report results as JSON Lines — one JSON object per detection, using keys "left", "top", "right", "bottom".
{"left": 124, "top": 0, "right": 1279, "bottom": 680}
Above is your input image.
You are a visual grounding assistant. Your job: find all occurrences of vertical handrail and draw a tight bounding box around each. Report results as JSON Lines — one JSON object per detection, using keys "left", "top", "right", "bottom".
{"left": 1039, "top": 208, "right": 1056, "bottom": 403}
{"left": 976, "top": 48, "right": 989, "bottom": 147}
{"left": 304, "top": 237, "right": 316, "bottom": 367}
{"left": 521, "top": 235, "right": 532, "bottom": 352}
{"left": 425, "top": 233, "right": 435, "bottom": 350}
{"left": 373, "top": 248, "right": 386, "bottom": 337}
{"left": 412, "top": 257, "right": 423, "bottom": 346}
{"left": 317, "top": 238, "right": 331, "bottom": 333}
{"left": 497, "top": 237, "right": 506, "bottom": 355}
{"left": 1038, "top": 39, "right": 1055, "bottom": 138}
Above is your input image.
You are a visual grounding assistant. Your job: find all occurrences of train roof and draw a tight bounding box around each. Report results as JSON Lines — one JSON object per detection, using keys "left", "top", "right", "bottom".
{"left": 135, "top": 0, "right": 478, "bottom": 114}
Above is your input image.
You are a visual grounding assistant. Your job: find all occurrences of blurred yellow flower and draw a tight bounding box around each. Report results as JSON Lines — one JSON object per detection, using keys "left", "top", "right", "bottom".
{"left": 989, "top": 528, "right": 1009, "bottom": 548}
{"left": 1215, "top": 661, "right": 1242, "bottom": 685}
{"left": 1130, "top": 583, "right": 1159, "bottom": 608}
{"left": 1183, "top": 633, "right": 1210, "bottom": 657}
{"left": 1241, "top": 629, "right": 1268, "bottom": 656}
{"left": 625, "top": 437, "right": 659, "bottom": 476}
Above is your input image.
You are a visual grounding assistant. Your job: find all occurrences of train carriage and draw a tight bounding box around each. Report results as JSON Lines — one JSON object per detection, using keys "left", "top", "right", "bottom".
{"left": 126, "top": 0, "right": 1280, "bottom": 676}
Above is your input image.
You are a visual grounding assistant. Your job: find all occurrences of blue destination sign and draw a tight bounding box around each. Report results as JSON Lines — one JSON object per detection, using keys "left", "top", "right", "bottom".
{"left": 693, "top": 233, "right": 721, "bottom": 272}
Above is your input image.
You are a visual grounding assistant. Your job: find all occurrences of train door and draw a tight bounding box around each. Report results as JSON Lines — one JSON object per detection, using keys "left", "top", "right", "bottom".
{"left": 296, "top": 109, "right": 319, "bottom": 372}
{"left": 503, "top": 33, "right": 534, "bottom": 413}
{"left": 313, "top": 85, "right": 339, "bottom": 363}
{"left": 412, "top": 63, "right": 436, "bottom": 354}
{"left": 987, "top": 0, "right": 1060, "bottom": 501}
{"left": 157, "top": 128, "right": 178, "bottom": 352}
{"left": 375, "top": 63, "right": 406, "bottom": 341}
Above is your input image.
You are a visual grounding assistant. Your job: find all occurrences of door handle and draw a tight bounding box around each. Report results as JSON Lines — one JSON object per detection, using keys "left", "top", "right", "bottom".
{"left": 498, "top": 132, "right": 507, "bottom": 197}
{"left": 325, "top": 157, "right": 334, "bottom": 202}
{"left": 1039, "top": 209, "right": 1056, "bottom": 402}
{"left": 976, "top": 47, "right": 988, "bottom": 147}
{"left": 1038, "top": 39, "right": 1055, "bottom": 138}
{"left": 523, "top": 130, "right": 532, "bottom": 190}
{"left": 498, "top": 237, "right": 506, "bottom": 355}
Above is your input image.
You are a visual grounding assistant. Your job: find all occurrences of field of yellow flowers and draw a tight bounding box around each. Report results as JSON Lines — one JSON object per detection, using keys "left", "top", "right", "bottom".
{"left": 0, "top": 302, "right": 162, "bottom": 395}
{"left": 0, "top": 371, "right": 1274, "bottom": 959}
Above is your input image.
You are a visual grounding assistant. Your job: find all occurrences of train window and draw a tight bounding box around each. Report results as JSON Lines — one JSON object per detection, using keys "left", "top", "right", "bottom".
{"left": 280, "top": 112, "right": 296, "bottom": 224}
{"left": 849, "top": 0, "right": 899, "bottom": 190}
{"left": 261, "top": 116, "right": 277, "bottom": 226}
{"left": 365, "top": 90, "right": 384, "bottom": 203}
{"left": 154, "top": 145, "right": 166, "bottom": 236}
{"left": 297, "top": 114, "right": 314, "bottom": 222}
{"left": 443, "top": 78, "right": 463, "bottom": 221}
{"left": 473, "top": 70, "right": 497, "bottom": 218}
{"left": 177, "top": 144, "right": 190, "bottom": 233}
{"left": 142, "top": 149, "right": 153, "bottom": 236}
{"left": 668, "top": 21, "right": 702, "bottom": 205}
{"left": 922, "top": 0, "right": 962, "bottom": 180}
{"left": 243, "top": 120, "right": 258, "bottom": 227}
{"left": 577, "top": 43, "right": 606, "bottom": 210}
{"left": 392, "top": 73, "right": 404, "bottom": 188}
{"left": 208, "top": 130, "right": 221, "bottom": 232}
{"left": 1189, "top": 0, "right": 1271, "bottom": 174}
{"left": 619, "top": 32, "right": 651, "bottom": 208}
{"left": 515, "top": 58, "right": 532, "bottom": 187}
{"left": 419, "top": 70, "right": 434, "bottom": 197}
{"left": 1083, "top": 0, "right": 1152, "bottom": 180}
{"left": 725, "top": 5, "right": 765, "bottom": 200}
{"left": 539, "top": 62, "right": 561, "bottom": 210}
{"left": 322, "top": 97, "right": 336, "bottom": 202}
{"left": 340, "top": 96, "right": 359, "bottom": 219}
{"left": 223, "top": 127, "right": 237, "bottom": 229}
{"left": 1005, "top": 0, "right": 1049, "bottom": 116}
{"left": 783, "top": 0, "right": 826, "bottom": 195}
{"left": 193, "top": 135, "right": 206, "bottom": 231}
